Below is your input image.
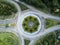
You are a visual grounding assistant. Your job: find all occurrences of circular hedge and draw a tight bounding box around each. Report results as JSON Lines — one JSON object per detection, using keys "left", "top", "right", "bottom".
{"left": 22, "top": 16, "right": 40, "bottom": 33}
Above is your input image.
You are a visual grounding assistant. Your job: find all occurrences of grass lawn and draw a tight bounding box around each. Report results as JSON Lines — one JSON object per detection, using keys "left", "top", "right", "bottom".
{"left": 46, "top": 19, "right": 60, "bottom": 29}
{"left": 0, "top": 32, "right": 19, "bottom": 45}
{"left": 0, "top": 23, "right": 16, "bottom": 27}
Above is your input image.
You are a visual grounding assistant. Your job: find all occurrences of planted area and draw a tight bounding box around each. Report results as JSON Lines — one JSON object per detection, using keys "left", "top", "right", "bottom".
{"left": 24, "top": 39, "right": 30, "bottom": 45}
{"left": 22, "top": 16, "right": 40, "bottom": 33}
{"left": 34, "top": 30, "right": 60, "bottom": 45}
{"left": 0, "top": 32, "right": 19, "bottom": 45}
{"left": 20, "top": 0, "right": 60, "bottom": 17}
{"left": 16, "top": 2, "right": 28, "bottom": 11}
{"left": 0, "top": 0, "right": 17, "bottom": 19}
{"left": 46, "top": 19, "right": 60, "bottom": 29}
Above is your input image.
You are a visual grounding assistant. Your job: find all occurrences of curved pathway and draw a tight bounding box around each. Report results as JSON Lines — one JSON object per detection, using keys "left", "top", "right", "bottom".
{"left": 18, "top": 1, "right": 60, "bottom": 21}
{"left": 13, "top": 0, "right": 60, "bottom": 45}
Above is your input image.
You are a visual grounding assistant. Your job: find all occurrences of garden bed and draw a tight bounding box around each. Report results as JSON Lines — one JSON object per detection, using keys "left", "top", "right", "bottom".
{"left": 33, "top": 30, "right": 60, "bottom": 45}
{"left": 0, "top": 0, "right": 17, "bottom": 20}
{"left": 22, "top": 16, "right": 40, "bottom": 33}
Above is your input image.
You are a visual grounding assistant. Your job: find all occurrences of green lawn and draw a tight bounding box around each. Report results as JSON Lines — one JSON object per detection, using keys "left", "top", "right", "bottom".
{"left": 0, "top": 32, "right": 19, "bottom": 45}
{"left": 0, "top": 23, "right": 16, "bottom": 27}
{"left": 46, "top": 19, "right": 60, "bottom": 29}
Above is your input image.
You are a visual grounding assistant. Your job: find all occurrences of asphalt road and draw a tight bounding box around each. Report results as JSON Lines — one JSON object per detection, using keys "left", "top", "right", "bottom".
{"left": 18, "top": 1, "right": 60, "bottom": 21}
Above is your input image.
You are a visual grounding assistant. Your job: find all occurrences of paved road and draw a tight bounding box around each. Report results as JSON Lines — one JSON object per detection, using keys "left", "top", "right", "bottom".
{"left": 16, "top": 0, "right": 60, "bottom": 36}
{"left": 0, "top": 0, "right": 21, "bottom": 24}
{"left": 25, "top": 25, "right": 60, "bottom": 40}
{"left": 14, "top": 0, "right": 60, "bottom": 45}
{"left": 18, "top": 1, "right": 60, "bottom": 21}
{"left": 29, "top": 25, "right": 60, "bottom": 45}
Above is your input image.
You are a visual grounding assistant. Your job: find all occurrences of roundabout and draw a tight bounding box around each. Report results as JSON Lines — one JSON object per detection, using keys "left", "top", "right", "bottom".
{"left": 0, "top": 0, "right": 60, "bottom": 45}
{"left": 17, "top": 11, "right": 45, "bottom": 39}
